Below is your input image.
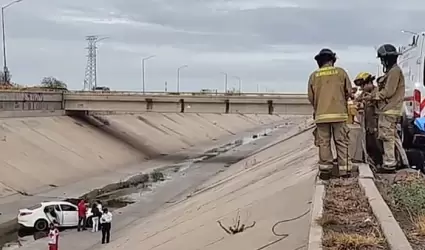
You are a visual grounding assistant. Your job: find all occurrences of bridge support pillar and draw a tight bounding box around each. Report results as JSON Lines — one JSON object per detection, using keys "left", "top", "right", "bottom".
{"left": 146, "top": 98, "right": 153, "bottom": 111}
{"left": 225, "top": 99, "right": 230, "bottom": 114}
{"left": 268, "top": 100, "right": 274, "bottom": 115}
{"left": 179, "top": 99, "right": 184, "bottom": 113}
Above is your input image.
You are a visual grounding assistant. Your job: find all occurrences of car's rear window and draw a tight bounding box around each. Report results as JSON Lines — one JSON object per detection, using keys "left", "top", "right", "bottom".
{"left": 27, "top": 204, "right": 42, "bottom": 210}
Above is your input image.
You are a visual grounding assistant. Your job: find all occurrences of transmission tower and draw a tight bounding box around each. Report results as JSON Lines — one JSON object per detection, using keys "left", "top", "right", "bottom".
{"left": 83, "top": 35, "right": 99, "bottom": 91}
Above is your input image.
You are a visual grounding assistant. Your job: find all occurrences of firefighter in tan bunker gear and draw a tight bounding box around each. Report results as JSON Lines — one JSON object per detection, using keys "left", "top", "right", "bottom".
{"left": 308, "top": 48, "right": 352, "bottom": 177}
{"left": 363, "top": 44, "right": 405, "bottom": 171}
{"left": 354, "top": 72, "right": 383, "bottom": 166}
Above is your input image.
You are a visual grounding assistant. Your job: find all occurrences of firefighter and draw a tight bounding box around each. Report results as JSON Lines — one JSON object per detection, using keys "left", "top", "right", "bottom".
{"left": 308, "top": 48, "right": 352, "bottom": 178}
{"left": 348, "top": 87, "right": 359, "bottom": 124}
{"left": 363, "top": 44, "right": 405, "bottom": 171}
{"left": 354, "top": 72, "right": 383, "bottom": 166}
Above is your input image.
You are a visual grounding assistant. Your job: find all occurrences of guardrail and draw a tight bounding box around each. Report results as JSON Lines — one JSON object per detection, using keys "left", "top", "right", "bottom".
{"left": 0, "top": 88, "right": 307, "bottom": 97}
{"left": 0, "top": 89, "right": 311, "bottom": 114}
{"left": 68, "top": 90, "right": 307, "bottom": 97}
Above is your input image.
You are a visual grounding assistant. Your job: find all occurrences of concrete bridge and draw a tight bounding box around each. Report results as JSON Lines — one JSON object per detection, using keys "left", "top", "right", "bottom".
{"left": 0, "top": 90, "right": 312, "bottom": 115}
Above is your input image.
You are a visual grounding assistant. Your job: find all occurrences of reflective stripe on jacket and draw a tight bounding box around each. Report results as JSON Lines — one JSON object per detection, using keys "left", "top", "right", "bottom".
{"left": 315, "top": 113, "right": 349, "bottom": 123}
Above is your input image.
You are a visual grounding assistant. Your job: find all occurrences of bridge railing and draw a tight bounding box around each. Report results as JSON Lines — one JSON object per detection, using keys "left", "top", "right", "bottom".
{"left": 0, "top": 89, "right": 308, "bottom": 97}
{"left": 66, "top": 90, "right": 308, "bottom": 98}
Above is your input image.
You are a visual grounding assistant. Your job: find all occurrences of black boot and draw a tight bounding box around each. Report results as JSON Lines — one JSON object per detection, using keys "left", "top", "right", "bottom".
{"left": 318, "top": 164, "right": 333, "bottom": 180}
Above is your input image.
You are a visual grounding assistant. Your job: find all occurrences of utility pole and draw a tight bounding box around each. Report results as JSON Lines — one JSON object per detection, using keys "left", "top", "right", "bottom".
{"left": 1, "top": 0, "right": 23, "bottom": 84}
{"left": 232, "top": 76, "right": 241, "bottom": 94}
{"left": 142, "top": 55, "right": 155, "bottom": 94}
{"left": 177, "top": 65, "right": 188, "bottom": 93}
{"left": 83, "top": 36, "right": 97, "bottom": 91}
{"left": 221, "top": 72, "right": 228, "bottom": 94}
{"left": 83, "top": 35, "right": 108, "bottom": 90}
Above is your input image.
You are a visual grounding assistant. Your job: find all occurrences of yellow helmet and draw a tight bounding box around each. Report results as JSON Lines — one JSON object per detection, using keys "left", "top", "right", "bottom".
{"left": 354, "top": 72, "right": 375, "bottom": 86}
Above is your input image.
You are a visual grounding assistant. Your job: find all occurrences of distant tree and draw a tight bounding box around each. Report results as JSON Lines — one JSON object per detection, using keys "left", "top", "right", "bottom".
{"left": 40, "top": 77, "right": 67, "bottom": 89}
{"left": 0, "top": 71, "right": 12, "bottom": 84}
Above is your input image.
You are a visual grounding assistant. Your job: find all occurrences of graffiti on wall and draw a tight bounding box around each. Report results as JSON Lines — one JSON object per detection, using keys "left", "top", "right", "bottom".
{"left": 23, "top": 93, "right": 44, "bottom": 102}
{"left": 0, "top": 92, "right": 62, "bottom": 111}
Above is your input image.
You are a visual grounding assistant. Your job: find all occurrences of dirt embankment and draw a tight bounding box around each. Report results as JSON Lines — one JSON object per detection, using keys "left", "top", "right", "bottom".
{"left": 0, "top": 113, "right": 304, "bottom": 199}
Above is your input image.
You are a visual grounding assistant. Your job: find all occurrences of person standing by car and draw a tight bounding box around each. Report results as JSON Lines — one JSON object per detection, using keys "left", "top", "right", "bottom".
{"left": 77, "top": 200, "right": 87, "bottom": 231}
{"left": 96, "top": 201, "right": 103, "bottom": 231}
{"left": 100, "top": 207, "right": 112, "bottom": 244}
{"left": 48, "top": 223, "right": 59, "bottom": 250}
{"left": 44, "top": 206, "right": 59, "bottom": 226}
{"left": 91, "top": 203, "right": 102, "bottom": 233}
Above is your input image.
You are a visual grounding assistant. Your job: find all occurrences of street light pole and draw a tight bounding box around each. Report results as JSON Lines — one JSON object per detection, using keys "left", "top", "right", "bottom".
{"left": 142, "top": 55, "right": 155, "bottom": 94}
{"left": 177, "top": 65, "right": 188, "bottom": 93}
{"left": 93, "top": 36, "right": 109, "bottom": 89}
{"left": 401, "top": 30, "right": 419, "bottom": 36}
{"left": 1, "top": 8, "right": 6, "bottom": 83}
{"left": 1, "top": 0, "right": 23, "bottom": 84}
{"left": 232, "top": 76, "right": 241, "bottom": 94}
{"left": 220, "top": 72, "right": 228, "bottom": 94}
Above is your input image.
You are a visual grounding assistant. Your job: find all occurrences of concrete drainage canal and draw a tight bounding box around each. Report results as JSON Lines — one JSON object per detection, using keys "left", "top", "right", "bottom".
{"left": 0, "top": 126, "right": 281, "bottom": 249}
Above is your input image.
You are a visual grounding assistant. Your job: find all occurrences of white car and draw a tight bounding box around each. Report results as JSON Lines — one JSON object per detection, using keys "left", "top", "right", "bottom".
{"left": 18, "top": 201, "right": 93, "bottom": 231}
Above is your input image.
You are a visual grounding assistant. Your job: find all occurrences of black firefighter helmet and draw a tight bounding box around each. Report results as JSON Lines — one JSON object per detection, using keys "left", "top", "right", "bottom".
{"left": 376, "top": 44, "right": 401, "bottom": 58}
{"left": 376, "top": 44, "right": 400, "bottom": 72}
{"left": 314, "top": 48, "right": 337, "bottom": 61}
{"left": 314, "top": 48, "right": 337, "bottom": 67}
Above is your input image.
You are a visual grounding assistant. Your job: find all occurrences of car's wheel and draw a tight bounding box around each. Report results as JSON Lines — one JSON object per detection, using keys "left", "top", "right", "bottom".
{"left": 86, "top": 216, "right": 93, "bottom": 228}
{"left": 34, "top": 219, "right": 48, "bottom": 231}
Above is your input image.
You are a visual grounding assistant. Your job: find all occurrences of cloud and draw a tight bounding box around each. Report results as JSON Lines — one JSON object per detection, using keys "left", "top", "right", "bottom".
{"left": 2, "top": 0, "right": 423, "bottom": 92}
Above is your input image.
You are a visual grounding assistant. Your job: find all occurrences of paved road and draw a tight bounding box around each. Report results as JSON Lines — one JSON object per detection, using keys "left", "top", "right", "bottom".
{"left": 16, "top": 124, "right": 317, "bottom": 250}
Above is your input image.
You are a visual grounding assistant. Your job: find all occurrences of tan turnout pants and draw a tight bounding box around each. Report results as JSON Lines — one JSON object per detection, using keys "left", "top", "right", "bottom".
{"left": 377, "top": 115, "right": 397, "bottom": 166}
{"left": 316, "top": 122, "right": 351, "bottom": 171}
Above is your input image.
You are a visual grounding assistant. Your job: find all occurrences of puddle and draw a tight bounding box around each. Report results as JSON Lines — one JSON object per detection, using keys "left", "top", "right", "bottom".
{"left": 94, "top": 128, "right": 275, "bottom": 205}
{"left": 1, "top": 229, "right": 49, "bottom": 250}
{"left": 0, "top": 125, "right": 281, "bottom": 249}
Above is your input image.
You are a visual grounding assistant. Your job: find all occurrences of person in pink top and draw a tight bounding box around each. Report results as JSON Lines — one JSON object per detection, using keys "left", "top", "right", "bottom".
{"left": 77, "top": 200, "right": 87, "bottom": 231}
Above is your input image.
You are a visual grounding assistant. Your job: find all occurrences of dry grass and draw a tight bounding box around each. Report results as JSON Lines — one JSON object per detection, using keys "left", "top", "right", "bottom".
{"left": 323, "top": 231, "right": 385, "bottom": 249}
{"left": 321, "top": 178, "right": 388, "bottom": 249}
{"left": 414, "top": 214, "right": 425, "bottom": 236}
{"left": 316, "top": 214, "right": 338, "bottom": 227}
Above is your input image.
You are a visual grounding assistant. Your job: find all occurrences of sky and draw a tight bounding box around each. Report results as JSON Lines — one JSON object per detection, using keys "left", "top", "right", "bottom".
{"left": 3, "top": 0, "right": 425, "bottom": 93}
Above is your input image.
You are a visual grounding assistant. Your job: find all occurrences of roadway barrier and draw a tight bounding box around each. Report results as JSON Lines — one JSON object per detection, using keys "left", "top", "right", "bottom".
{"left": 0, "top": 90, "right": 312, "bottom": 115}
{"left": 64, "top": 92, "right": 311, "bottom": 115}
